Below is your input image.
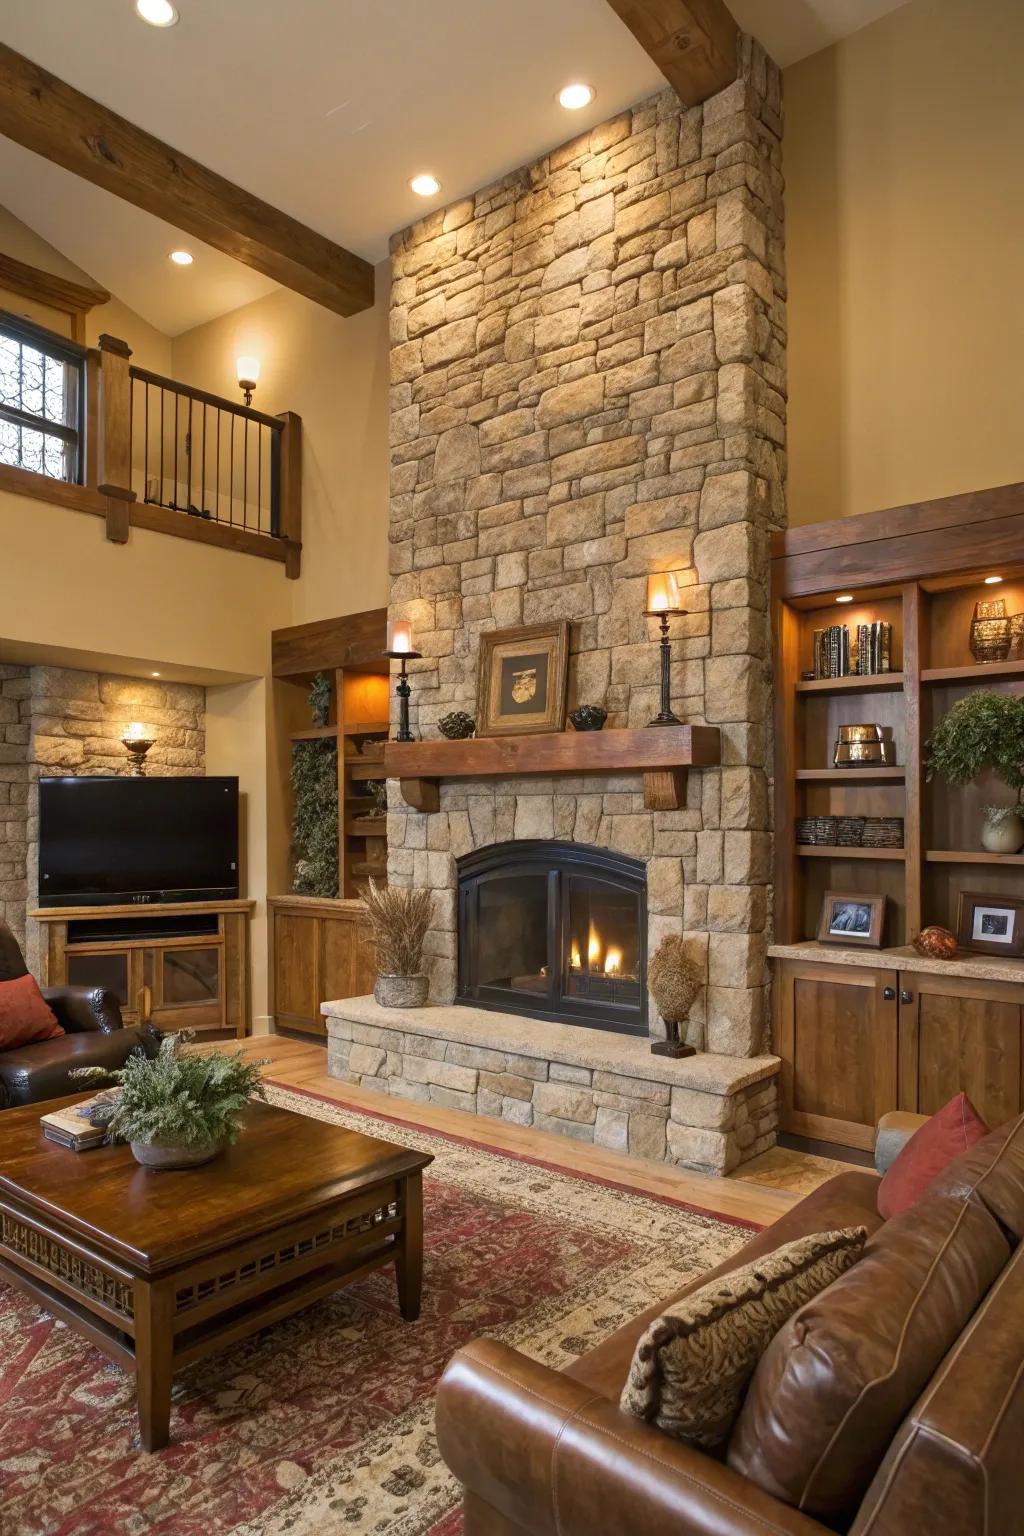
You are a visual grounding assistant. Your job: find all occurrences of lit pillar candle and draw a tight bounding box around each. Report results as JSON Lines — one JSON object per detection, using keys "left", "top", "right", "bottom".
{"left": 387, "top": 619, "right": 413, "bottom": 655}
{"left": 645, "top": 571, "right": 681, "bottom": 614}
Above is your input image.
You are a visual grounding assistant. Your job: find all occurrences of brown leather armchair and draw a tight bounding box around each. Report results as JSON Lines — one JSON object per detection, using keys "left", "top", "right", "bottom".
{"left": 0, "top": 920, "right": 158, "bottom": 1110}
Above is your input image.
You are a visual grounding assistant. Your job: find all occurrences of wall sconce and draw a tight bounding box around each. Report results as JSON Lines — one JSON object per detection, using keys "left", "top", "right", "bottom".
{"left": 643, "top": 572, "right": 686, "bottom": 727}
{"left": 236, "top": 355, "right": 260, "bottom": 407}
{"left": 384, "top": 619, "right": 421, "bottom": 743}
{"left": 121, "top": 721, "right": 155, "bottom": 776}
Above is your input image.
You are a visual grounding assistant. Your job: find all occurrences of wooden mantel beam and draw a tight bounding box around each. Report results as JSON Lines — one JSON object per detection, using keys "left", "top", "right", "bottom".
{"left": 605, "top": 0, "right": 739, "bottom": 106}
{"left": 0, "top": 44, "right": 374, "bottom": 319}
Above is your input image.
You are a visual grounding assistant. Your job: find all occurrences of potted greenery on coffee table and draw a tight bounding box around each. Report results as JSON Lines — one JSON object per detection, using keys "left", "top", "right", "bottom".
{"left": 73, "top": 1031, "right": 267, "bottom": 1169}
{"left": 925, "top": 690, "right": 1024, "bottom": 853}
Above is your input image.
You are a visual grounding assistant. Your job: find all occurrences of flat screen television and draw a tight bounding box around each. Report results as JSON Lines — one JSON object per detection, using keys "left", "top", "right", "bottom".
{"left": 38, "top": 776, "right": 239, "bottom": 907}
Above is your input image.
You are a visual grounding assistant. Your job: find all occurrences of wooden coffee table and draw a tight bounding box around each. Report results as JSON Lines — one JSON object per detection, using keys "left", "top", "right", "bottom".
{"left": 0, "top": 1097, "right": 432, "bottom": 1450}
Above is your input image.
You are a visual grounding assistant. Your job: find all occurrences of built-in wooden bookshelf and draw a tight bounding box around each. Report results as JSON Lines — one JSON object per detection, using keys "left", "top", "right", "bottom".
{"left": 775, "top": 563, "right": 1024, "bottom": 950}
{"left": 770, "top": 486, "right": 1024, "bottom": 1154}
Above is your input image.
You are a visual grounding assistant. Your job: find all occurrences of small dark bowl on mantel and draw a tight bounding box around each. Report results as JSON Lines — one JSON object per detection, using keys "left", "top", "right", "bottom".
{"left": 438, "top": 711, "right": 476, "bottom": 740}
{"left": 569, "top": 705, "right": 608, "bottom": 732}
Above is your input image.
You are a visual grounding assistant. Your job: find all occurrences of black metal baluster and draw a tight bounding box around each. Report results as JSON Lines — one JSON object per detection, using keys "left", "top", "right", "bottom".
{"left": 215, "top": 405, "right": 221, "bottom": 524}
{"left": 257, "top": 423, "right": 263, "bottom": 534}
{"left": 243, "top": 416, "right": 249, "bottom": 530}
{"left": 144, "top": 380, "right": 149, "bottom": 501}
{"left": 173, "top": 387, "right": 179, "bottom": 510}
{"left": 186, "top": 392, "right": 193, "bottom": 513}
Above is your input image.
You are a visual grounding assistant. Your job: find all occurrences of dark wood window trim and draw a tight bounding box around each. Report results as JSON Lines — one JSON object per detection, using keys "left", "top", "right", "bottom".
{"left": 0, "top": 308, "right": 87, "bottom": 485}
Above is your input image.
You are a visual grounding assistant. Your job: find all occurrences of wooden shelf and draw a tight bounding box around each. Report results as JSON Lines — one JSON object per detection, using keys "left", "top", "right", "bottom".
{"left": 925, "top": 849, "right": 1024, "bottom": 866}
{"left": 345, "top": 816, "right": 386, "bottom": 838}
{"left": 348, "top": 757, "right": 386, "bottom": 781}
{"left": 342, "top": 719, "right": 389, "bottom": 735}
{"left": 921, "top": 660, "right": 1024, "bottom": 684}
{"left": 385, "top": 725, "right": 721, "bottom": 814}
{"left": 795, "top": 768, "right": 905, "bottom": 783}
{"left": 289, "top": 725, "right": 338, "bottom": 741}
{"left": 796, "top": 846, "right": 906, "bottom": 861}
{"left": 795, "top": 673, "right": 904, "bottom": 695}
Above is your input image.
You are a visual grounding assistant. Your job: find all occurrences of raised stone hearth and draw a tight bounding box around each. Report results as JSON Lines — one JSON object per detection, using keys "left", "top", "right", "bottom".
{"left": 325, "top": 996, "right": 779, "bottom": 1175}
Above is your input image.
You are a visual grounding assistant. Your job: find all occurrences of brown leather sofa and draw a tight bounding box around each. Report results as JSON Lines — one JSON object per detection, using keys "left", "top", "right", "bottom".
{"left": 437, "top": 1111, "right": 1024, "bottom": 1535}
{"left": 0, "top": 920, "right": 157, "bottom": 1110}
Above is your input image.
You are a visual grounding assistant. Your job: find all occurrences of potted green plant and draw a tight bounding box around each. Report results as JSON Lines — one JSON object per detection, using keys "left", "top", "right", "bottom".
{"left": 361, "top": 878, "right": 433, "bottom": 1008}
{"left": 73, "top": 1031, "right": 267, "bottom": 1169}
{"left": 925, "top": 691, "right": 1024, "bottom": 853}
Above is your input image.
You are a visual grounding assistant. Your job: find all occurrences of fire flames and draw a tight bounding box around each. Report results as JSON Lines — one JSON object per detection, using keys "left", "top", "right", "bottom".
{"left": 569, "top": 925, "right": 625, "bottom": 976}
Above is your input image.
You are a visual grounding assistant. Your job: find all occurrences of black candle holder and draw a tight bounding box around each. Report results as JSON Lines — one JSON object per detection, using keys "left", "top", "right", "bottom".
{"left": 643, "top": 607, "right": 685, "bottom": 727}
{"left": 385, "top": 649, "right": 422, "bottom": 742}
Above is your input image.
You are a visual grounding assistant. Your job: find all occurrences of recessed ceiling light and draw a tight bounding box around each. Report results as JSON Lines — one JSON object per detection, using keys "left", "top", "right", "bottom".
{"left": 409, "top": 173, "right": 441, "bottom": 198}
{"left": 984, "top": 574, "right": 1004, "bottom": 585}
{"left": 151, "top": 671, "right": 161, "bottom": 677}
{"left": 835, "top": 594, "right": 854, "bottom": 604}
{"left": 135, "top": 0, "right": 179, "bottom": 27}
{"left": 558, "top": 83, "right": 595, "bottom": 110}
{"left": 169, "top": 249, "right": 193, "bottom": 266}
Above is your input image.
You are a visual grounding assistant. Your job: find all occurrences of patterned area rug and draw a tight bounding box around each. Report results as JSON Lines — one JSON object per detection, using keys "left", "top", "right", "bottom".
{"left": 0, "top": 1083, "right": 756, "bottom": 1535}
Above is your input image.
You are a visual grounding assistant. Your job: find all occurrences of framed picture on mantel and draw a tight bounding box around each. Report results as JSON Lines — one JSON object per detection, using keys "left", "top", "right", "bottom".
{"left": 477, "top": 621, "right": 570, "bottom": 738}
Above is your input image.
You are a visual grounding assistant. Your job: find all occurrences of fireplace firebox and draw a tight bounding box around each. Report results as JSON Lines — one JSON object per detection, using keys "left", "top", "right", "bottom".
{"left": 456, "top": 840, "right": 647, "bottom": 1034}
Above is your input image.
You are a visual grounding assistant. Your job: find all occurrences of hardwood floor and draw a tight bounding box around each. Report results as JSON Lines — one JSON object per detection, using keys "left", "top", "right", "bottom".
{"left": 228, "top": 1035, "right": 816, "bottom": 1228}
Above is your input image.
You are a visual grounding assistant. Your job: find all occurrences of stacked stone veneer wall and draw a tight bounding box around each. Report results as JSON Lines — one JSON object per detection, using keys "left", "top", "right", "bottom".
{"left": 0, "top": 666, "right": 30, "bottom": 950}
{"left": 386, "top": 40, "right": 786, "bottom": 1059}
{"left": 2, "top": 667, "right": 206, "bottom": 970}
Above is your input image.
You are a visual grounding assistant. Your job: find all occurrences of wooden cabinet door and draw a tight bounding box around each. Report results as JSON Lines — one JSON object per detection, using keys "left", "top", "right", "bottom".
{"left": 272, "top": 911, "right": 319, "bottom": 1028}
{"left": 320, "top": 915, "right": 376, "bottom": 1008}
{"left": 776, "top": 960, "right": 898, "bottom": 1151}
{"left": 898, "top": 971, "right": 1024, "bottom": 1128}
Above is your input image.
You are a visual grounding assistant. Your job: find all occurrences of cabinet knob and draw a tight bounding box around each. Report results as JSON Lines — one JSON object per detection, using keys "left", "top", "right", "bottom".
{"left": 883, "top": 986, "right": 896, "bottom": 1001}
{"left": 900, "top": 990, "right": 914, "bottom": 1005}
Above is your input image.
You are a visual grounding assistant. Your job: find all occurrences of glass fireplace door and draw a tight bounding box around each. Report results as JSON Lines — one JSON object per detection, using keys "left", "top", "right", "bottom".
{"left": 563, "top": 875, "right": 643, "bottom": 1017}
{"left": 466, "top": 869, "right": 556, "bottom": 1009}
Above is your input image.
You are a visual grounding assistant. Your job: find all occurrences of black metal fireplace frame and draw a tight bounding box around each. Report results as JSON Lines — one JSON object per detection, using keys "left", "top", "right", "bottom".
{"left": 456, "top": 839, "right": 648, "bottom": 1035}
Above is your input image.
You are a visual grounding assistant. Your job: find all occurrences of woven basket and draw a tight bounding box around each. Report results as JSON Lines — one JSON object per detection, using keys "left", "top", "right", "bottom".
{"left": 375, "top": 973, "right": 429, "bottom": 1009}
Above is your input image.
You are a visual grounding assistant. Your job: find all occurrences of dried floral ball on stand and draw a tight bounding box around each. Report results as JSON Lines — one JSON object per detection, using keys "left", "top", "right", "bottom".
{"left": 648, "top": 935, "right": 703, "bottom": 1055}
{"left": 913, "top": 926, "right": 958, "bottom": 960}
{"left": 438, "top": 711, "right": 476, "bottom": 740}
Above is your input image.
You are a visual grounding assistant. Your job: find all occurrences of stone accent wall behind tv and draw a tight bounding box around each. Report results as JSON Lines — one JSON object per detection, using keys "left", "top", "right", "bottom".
{"left": 386, "top": 38, "right": 786, "bottom": 1058}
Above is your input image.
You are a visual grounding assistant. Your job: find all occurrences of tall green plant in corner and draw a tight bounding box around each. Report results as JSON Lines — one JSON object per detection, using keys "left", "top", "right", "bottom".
{"left": 925, "top": 691, "right": 1024, "bottom": 853}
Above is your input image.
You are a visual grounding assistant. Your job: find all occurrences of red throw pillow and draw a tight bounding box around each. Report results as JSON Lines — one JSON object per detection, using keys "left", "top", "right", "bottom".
{"left": 878, "top": 1092, "right": 989, "bottom": 1219}
{"left": 0, "top": 973, "right": 64, "bottom": 1049}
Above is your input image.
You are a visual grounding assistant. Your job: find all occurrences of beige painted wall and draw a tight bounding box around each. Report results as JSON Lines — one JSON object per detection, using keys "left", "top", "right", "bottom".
{"left": 785, "top": 0, "right": 1024, "bottom": 525}
{"left": 0, "top": 203, "right": 172, "bottom": 373}
{"left": 170, "top": 260, "right": 391, "bottom": 625}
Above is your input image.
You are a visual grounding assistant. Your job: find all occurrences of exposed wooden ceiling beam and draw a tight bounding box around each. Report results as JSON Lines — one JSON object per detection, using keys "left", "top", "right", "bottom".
{"left": 0, "top": 44, "right": 374, "bottom": 319}
{"left": 605, "top": 0, "right": 739, "bottom": 106}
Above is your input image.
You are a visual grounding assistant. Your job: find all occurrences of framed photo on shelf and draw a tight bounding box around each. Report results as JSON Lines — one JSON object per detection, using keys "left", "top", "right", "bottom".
{"left": 476, "top": 621, "right": 570, "bottom": 738}
{"left": 956, "top": 891, "right": 1024, "bottom": 957}
{"left": 816, "top": 890, "right": 886, "bottom": 948}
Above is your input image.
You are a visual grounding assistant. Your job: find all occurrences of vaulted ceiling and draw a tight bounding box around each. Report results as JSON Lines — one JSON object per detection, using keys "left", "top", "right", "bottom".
{"left": 0, "top": 0, "right": 910, "bottom": 334}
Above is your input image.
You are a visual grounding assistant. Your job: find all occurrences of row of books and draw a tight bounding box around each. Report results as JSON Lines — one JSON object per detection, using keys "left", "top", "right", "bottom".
{"left": 812, "top": 622, "right": 893, "bottom": 678}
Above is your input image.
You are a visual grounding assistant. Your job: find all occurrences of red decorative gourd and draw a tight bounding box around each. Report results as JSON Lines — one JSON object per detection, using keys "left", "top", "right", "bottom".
{"left": 913, "top": 926, "right": 958, "bottom": 960}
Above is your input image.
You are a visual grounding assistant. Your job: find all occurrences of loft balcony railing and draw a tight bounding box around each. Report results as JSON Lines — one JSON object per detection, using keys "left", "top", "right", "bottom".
{"left": 0, "top": 316, "right": 301, "bottom": 577}
{"left": 130, "top": 367, "right": 286, "bottom": 540}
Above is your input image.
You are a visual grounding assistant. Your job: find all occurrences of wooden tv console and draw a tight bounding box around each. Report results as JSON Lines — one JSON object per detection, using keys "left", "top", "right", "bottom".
{"left": 32, "top": 900, "right": 255, "bottom": 1040}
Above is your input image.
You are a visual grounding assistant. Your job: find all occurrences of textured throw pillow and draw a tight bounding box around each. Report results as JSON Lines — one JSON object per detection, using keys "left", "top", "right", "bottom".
{"left": 0, "top": 973, "right": 63, "bottom": 1049}
{"left": 620, "top": 1227, "right": 867, "bottom": 1449}
{"left": 878, "top": 1092, "right": 989, "bottom": 1219}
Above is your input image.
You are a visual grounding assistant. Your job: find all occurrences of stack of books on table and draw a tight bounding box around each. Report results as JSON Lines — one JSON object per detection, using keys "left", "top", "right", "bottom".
{"left": 40, "top": 1097, "right": 110, "bottom": 1151}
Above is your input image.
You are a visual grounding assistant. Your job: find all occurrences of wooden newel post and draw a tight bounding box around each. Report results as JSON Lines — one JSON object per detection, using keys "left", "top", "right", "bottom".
{"left": 96, "top": 333, "right": 136, "bottom": 544}
{"left": 276, "top": 410, "right": 303, "bottom": 579}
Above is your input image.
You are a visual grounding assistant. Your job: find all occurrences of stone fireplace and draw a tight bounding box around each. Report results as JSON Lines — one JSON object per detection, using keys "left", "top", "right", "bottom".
{"left": 457, "top": 840, "right": 647, "bottom": 1033}
{"left": 326, "top": 38, "right": 786, "bottom": 1174}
